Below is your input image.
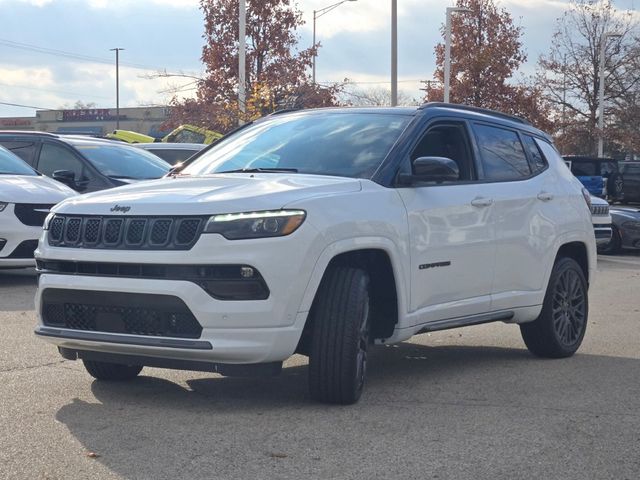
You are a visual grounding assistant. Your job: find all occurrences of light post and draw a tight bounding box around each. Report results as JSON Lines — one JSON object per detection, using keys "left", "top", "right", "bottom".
{"left": 238, "top": 0, "right": 246, "bottom": 125}
{"left": 444, "top": 7, "right": 471, "bottom": 103}
{"left": 391, "top": 0, "right": 397, "bottom": 106}
{"left": 597, "top": 32, "right": 622, "bottom": 157}
{"left": 312, "top": 0, "right": 357, "bottom": 85}
{"left": 110, "top": 48, "right": 124, "bottom": 129}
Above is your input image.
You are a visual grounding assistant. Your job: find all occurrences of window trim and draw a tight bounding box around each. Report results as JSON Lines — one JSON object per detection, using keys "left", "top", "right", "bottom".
{"left": 520, "top": 132, "right": 550, "bottom": 176}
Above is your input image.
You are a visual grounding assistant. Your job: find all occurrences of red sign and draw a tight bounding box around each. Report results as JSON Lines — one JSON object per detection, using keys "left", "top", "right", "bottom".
{"left": 0, "top": 118, "right": 33, "bottom": 127}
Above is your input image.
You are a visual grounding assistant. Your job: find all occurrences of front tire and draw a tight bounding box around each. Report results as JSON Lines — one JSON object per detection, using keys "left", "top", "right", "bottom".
{"left": 308, "top": 266, "right": 371, "bottom": 405}
{"left": 520, "top": 257, "right": 588, "bottom": 358}
{"left": 83, "top": 360, "right": 143, "bottom": 381}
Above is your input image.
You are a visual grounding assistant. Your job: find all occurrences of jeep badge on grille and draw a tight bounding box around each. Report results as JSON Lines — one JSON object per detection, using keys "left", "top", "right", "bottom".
{"left": 110, "top": 205, "right": 131, "bottom": 213}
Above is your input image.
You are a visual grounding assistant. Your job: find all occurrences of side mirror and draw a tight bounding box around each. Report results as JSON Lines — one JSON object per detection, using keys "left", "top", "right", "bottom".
{"left": 52, "top": 170, "right": 76, "bottom": 187}
{"left": 405, "top": 156, "right": 459, "bottom": 184}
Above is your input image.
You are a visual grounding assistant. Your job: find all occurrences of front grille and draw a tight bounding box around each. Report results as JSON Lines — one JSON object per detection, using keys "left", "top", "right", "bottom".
{"left": 590, "top": 204, "right": 609, "bottom": 216}
{"left": 7, "top": 240, "right": 39, "bottom": 259}
{"left": 42, "top": 289, "right": 203, "bottom": 338}
{"left": 47, "top": 215, "right": 204, "bottom": 250}
{"left": 14, "top": 204, "right": 54, "bottom": 227}
{"left": 0, "top": 239, "right": 6, "bottom": 253}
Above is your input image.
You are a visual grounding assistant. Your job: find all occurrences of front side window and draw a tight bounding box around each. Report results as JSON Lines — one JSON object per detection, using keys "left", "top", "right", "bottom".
{"left": 183, "top": 112, "right": 411, "bottom": 179}
{"left": 410, "top": 123, "right": 475, "bottom": 181}
{"left": 473, "top": 124, "right": 531, "bottom": 181}
{"left": 74, "top": 143, "right": 170, "bottom": 179}
{"left": 38, "top": 143, "right": 84, "bottom": 178}
{"left": 0, "top": 146, "right": 37, "bottom": 175}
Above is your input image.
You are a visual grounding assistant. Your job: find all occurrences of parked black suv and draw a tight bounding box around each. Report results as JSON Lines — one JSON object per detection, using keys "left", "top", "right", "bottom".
{"left": 620, "top": 161, "right": 640, "bottom": 203}
{"left": 0, "top": 132, "right": 170, "bottom": 193}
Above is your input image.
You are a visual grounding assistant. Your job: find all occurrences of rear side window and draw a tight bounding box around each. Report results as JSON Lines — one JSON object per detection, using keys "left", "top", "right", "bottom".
{"left": 0, "top": 141, "right": 38, "bottom": 166}
{"left": 571, "top": 162, "right": 596, "bottom": 177}
{"left": 473, "top": 124, "right": 531, "bottom": 180}
{"left": 522, "top": 135, "right": 547, "bottom": 173}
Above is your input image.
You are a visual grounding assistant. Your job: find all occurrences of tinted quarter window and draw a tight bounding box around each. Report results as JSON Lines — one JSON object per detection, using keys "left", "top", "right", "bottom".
{"left": 522, "top": 135, "right": 547, "bottom": 173}
{"left": 474, "top": 124, "right": 531, "bottom": 180}
{"left": 0, "top": 141, "right": 38, "bottom": 165}
{"left": 38, "top": 143, "right": 84, "bottom": 178}
{"left": 571, "top": 162, "right": 596, "bottom": 176}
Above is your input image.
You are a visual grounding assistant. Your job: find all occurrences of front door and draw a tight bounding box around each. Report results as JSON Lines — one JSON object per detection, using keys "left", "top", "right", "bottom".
{"left": 396, "top": 122, "right": 495, "bottom": 326}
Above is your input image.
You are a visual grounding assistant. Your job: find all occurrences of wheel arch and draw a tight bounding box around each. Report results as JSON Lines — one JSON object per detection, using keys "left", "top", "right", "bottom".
{"left": 296, "top": 241, "right": 406, "bottom": 355}
{"left": 555, "top": 241, "right": 590, "bottom": 284}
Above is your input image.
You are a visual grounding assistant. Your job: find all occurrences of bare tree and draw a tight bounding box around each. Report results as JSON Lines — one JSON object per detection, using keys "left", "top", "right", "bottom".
{"left": 342, "top": 86, "right": 416, "bottom": 107}
{"left": 537, "top": 0, "right": 639, "bottom": 155}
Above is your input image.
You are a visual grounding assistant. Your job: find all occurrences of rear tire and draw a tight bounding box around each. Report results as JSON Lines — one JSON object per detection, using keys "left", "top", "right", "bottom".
{"left": 520, "top": 257, "right": 588, "bottom": 358}
{"left": 308, "top": 266, "right": 371, "bottom": 405}
{"left": 83, "top": 360, "right": 143, "bottom": 380}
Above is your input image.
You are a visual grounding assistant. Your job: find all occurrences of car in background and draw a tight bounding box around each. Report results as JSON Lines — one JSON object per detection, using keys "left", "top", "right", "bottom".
{"left": 163, "top": 124, "right": 222, "bottom": 144}
{"left": 134, "top": 142, "right": 206, "bottom": 165}
{"left": 564, "top": 156, "right": 624, "bottom": 202}
{"left": 590, "top": 196, "right": 612, "bottom": 249}
{"left": 598, "top": 206, "right": 640, "bottom": 254}
{"left": 0, "top": 132, "right": 170, "bottom": 193}
{"left": 619, "top": 161, "right": 640, "bottom": 203}
{"left": 105, "top": 130, "right": 156, "bottom": 144}
{"left": 0, "top": 145, "right": 76, "bottom": 268}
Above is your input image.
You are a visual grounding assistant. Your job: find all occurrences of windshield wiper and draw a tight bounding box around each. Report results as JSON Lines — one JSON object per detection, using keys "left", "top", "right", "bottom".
{"left": 217, "top": 167, "right": 299, "bottom": 174}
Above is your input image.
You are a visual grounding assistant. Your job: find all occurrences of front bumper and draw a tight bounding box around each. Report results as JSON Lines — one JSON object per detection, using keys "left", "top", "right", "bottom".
{"left": 0, "top": 205, "right": 40, "bottom": 268}
{"left": 35, "top": 225, "right": 322, "bottom": 364}
{"left": 594, "top": 224, "right": 612, "bottom": 246}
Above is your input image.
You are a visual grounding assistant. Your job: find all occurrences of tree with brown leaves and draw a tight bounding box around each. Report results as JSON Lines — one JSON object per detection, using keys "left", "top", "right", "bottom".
{"left": 169, "top": 0, "right": 340, "bottom": 133}
{"left": 423, "top": 0, "right": 552, "bottom": 130}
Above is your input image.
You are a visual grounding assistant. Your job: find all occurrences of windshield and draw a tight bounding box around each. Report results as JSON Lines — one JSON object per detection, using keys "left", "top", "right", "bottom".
{"left": 183, "top": 112, "right": 411, "bottom": 178}
{"left": 0, "top": 146, "right": 37, "bottom": 176}
{"left": 75, "top": 143, "right": 170, "bottom": 179}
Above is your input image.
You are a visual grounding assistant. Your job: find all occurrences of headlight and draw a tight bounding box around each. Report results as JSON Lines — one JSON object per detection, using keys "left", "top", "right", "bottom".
{"left": 204, "top": 210, "right": 306, "bottom": 240}
{"left": 43, "top": 212, "right": 55, "bottom": 230}
{"left": 0, "top": 202, "right": 8, "bottom": 213}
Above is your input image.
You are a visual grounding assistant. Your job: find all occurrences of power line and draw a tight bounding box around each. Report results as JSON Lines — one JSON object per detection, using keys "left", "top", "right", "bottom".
{"left": 0, "top": 82, "right": 112, "bottom": 100}
{"left": 0, "top": 100, "right": 54, "bottom": 110}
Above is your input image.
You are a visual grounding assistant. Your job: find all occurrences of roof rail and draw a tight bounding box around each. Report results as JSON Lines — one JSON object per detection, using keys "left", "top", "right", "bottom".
{"left": 0, "top": 130, "right": 59, "bottom": 137}
{"left": 418, "top": 102, "right": 531, "bottom": 126}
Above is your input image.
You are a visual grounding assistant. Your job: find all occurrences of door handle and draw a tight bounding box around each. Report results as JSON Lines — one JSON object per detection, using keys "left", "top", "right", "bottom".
{"left": 471, "top": 197, "right": 494, "bottom": 207}
{"left": 537, "top": 191, "right": 554, "bottom": 202}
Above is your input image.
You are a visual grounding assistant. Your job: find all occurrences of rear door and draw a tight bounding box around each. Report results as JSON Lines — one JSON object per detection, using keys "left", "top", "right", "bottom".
{"left": 396, "top": 120, "right": 495, "bottom": 325}
{"left": 471, "top": 123, "right": 561, "bottom": 310}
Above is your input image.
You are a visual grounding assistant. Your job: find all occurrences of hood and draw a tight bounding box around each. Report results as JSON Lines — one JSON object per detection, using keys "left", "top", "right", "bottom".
{"left": 54, "top": 173, "right": 362, "bottom": 216}
{"left": 0, "top": 175, "right": 77, "bottom": 204}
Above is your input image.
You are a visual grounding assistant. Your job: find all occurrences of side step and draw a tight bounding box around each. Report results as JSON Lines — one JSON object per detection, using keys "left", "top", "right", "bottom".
{"left": 416, "top": 310, "right": 514, "bottom": 334}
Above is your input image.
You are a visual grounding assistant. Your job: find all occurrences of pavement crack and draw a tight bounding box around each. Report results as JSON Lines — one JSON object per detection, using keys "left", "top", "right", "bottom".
{"left": 0, "top": 359, "right": 67, "bottom": 374}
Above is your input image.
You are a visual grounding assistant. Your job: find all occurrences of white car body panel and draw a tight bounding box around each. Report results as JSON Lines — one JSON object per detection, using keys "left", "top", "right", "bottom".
{"left": 0, "top": 175, "right": 75, "bottom": 268}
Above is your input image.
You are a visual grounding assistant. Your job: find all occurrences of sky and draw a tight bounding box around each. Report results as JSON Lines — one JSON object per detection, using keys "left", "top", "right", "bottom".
{"left": 0, "top": 0, "right": 637, "bottom": 117}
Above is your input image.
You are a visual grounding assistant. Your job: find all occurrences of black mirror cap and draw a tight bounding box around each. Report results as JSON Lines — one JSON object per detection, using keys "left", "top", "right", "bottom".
{"left": 412, "top": 156, "right": 460, "bottom": 183}
{"left": 52, "top": 169, "right": 76, "bottom": 186}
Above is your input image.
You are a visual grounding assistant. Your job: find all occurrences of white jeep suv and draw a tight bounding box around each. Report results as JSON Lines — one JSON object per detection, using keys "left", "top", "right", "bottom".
{"left": 35, "top": 104, "right": 596, "bottom": 404}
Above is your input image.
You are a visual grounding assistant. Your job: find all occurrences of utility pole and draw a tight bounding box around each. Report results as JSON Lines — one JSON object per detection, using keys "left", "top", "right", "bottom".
{"left": 598, "top": 32, "right": 621, "bottom": 157}
{"left": 110, "top": 48, "right": 124, "bottom": 129}
{"left": 238, "top": 0, "right": 246, "bottom": 125}
{"left": 444, "top": 7, "right": 471, "bottom": 103}
{"left": 391, "top": 0, "right": 397, "bottom": 106}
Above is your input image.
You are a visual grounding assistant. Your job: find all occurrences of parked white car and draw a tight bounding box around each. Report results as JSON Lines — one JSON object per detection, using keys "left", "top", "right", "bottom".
{"left": 35, "top": 105, "right": 596, "bottom": 404}
{"left": 0, "top": 146, "right": 76, "bottom": 268}
{"left": 589, "top": 195, "right": 612, "bottom": 247}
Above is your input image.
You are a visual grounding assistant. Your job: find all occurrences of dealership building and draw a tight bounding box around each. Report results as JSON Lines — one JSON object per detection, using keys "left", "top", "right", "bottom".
{"left": 0, "top": 106, "right": 171, "bottom": 139}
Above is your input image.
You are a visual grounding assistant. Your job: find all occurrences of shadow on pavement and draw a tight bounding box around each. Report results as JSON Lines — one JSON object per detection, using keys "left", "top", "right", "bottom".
{"left": 55, "top": 342, "right": 640, "bottom": 479}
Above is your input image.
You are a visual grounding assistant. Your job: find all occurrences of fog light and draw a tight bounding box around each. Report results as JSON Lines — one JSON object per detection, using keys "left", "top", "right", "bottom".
{"left": 240, "top": 266, "right": 254, "bottom": 278}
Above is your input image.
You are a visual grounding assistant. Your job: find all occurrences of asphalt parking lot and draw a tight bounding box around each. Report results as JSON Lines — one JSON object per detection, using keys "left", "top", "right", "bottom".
{"left": 1, "top": 254, "right": 639, "bottom": 480}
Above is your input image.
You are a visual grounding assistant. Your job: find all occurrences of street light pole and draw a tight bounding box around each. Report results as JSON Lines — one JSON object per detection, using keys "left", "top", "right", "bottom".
{"left": 598, "top": 32, "right": 621, "bottom": 157}
{"left": 312, "top": 0, "right": 357, "bottom": 85}
{"left": 391, "top": 0, "right": 397, "bottom": 106}
{"left": 238, "top": 0, "right": 246, "bottom": 125}
{"left": 110, "top": 48, "right": 124, "bottom": 129}
{"left": 444, "top": 7, "right": 471, "bottom": 103}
